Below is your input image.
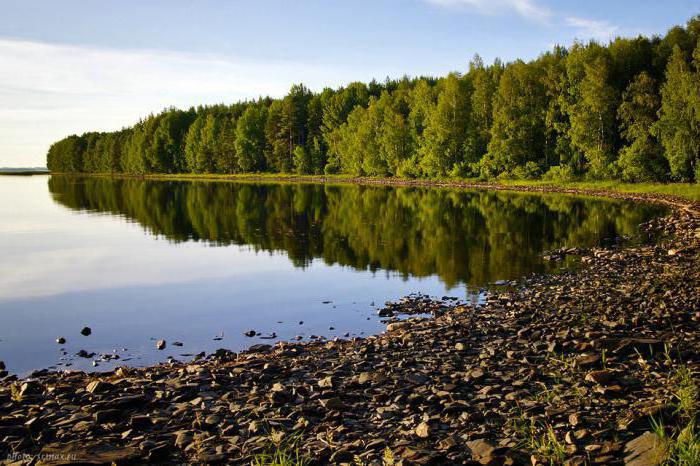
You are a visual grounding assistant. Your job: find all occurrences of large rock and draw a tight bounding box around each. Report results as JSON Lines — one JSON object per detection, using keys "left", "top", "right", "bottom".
{"left": 624, "top": 432, "right": 667, "bottom": 466}
{"left": 37, "top": 441, "right": 141, "bottom": 465}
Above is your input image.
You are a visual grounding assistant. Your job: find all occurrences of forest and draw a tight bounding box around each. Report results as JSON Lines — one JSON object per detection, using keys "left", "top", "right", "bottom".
{"left": 47, "top": 16, "right": 700, "bottom": 183}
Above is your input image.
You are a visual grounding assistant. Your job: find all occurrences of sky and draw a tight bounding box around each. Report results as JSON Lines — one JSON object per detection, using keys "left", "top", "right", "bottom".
{"left": 0, "top": 0, "right": 698, "bottom": 167}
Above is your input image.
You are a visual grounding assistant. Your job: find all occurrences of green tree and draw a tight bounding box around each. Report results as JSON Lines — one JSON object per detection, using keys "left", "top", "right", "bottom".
{"left": 419, "top": 73, "right": 470, "bottom": 177}
{"left": 235, "top": 105, "right": 268, "bottom": 172}
{"left": 293, "top": 145, "right": 312, "bottom": 174}
{"left": 652, "top": 45, "right": 700, "bottom": 181}
{"left": 617, "top": 72, "right": 667, "bottom": 181}
{"left": 464, "top": 55, "right": 497, "bottom": 170}
{"left": 567, "top": 51, "right": 619, "bottom": 179}
{"left": 482, "top": 61, "right": 547, "bottom": 178}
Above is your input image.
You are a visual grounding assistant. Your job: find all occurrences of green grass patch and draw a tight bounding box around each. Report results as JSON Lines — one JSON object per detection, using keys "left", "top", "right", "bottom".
{"left": 251, "top": 431, "right": 310, "bottom": 466}
{"left": 497, "top": 179, "right": 700, "bottom": 202}
{"left": 651, "top": 362, "right": 700, "bottom": 465}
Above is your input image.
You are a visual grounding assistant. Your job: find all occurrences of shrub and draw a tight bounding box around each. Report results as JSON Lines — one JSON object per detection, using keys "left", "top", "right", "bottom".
{"left": 542, "top": 165, "right": 577, "bottom": 182}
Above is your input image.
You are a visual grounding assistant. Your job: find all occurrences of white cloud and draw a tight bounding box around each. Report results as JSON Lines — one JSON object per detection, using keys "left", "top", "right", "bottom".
{"left": 0, "top": 38, "right": 393, "bottom": 167}
{"left": 424, "top": 0, "right": 552, "bottom": 22}
{"left": 565, "top": 16, "right": 619, "bottom": 42}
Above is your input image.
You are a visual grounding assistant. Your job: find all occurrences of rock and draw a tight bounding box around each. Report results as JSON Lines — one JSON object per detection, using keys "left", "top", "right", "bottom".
{"left": 86, "top": 380, "right": 113, "bottom": 394}
{"left": 139, "top": 440, "right": 157, "bottom": 451}
{"left": 320, "top": 397, "right": 346, "bottom": 411}
{"left": 318, "top": 376, "right": 334, "bottom": 388}
{"left": 576, "top": 353, "right": 600, "bottom": 368}
{"left": 624, "top": 432, "right": 667, "bottom": 466}
{"left": 39, "top": 441, "right": 141, "bottom": 465}
{"left": 585, "top": 369, "right": 614, "bottom": 385}
{"left": 17, "top": 381, "right": 41, "bottom": 398}
{"left": 94, "top": 409, "right": 121, "bottom": 424}
{"left": 130, "top": 415, "right": 151, "bottom": 429}
{"left": 0, "top": 360, "right": 4, "bottom": 371}
{"left": 415, "top": 421, "right": 430, "bottom": 438}
{"left": 244, "top": 330, "right": 256, "bottom": 337}
{"left": 76, "top": 349, "right": 95, "bottom": 358}
{"left": 56, "top": 337, "right": 66, "bottom": 344}
{"left": 80, "top": 327, "right": 92, "bottom": 336}
{"left": 205, "top": 415, "right": 220, "bottom": 426}
{"left": 175, "top": 432, "right": 192, "bottom": 448}
{"left": 172, "top": 341, "right": 183, "bottom": 347}
{"left": 156, "top": 339, "right": 166, "bottom": 350}
{"left": 455, "top": 342, "right": 467, "bottom": 351}
{"left": 248, "top": 344, "right": 272, "bottom": 353}
{"left": 248, "top": 420, "right": 261, "bottom": 433}
{"left": 386, "top": 321, "right": 408, "bottom": 332}
{"left": 466, "top": 439, "right": 497, "bottom": 462}
{"left": 357, "top": 372, "right": 371, "bottom": 385}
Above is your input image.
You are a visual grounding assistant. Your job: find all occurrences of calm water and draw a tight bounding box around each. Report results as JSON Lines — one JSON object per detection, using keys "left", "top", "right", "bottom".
{"left": 0, "top": 175, "right": 666, "bottom": 375}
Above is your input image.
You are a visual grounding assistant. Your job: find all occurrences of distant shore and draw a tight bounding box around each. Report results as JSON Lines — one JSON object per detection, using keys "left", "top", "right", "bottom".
{"left": 0, "top": 187, "right": 698, "bottom": 464}
{"left": 0, "top": 168, "right": 49, "bottom": 176}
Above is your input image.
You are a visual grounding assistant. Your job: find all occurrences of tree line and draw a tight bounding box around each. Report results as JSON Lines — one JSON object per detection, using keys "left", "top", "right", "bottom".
{"left": 47, "top": 16, "right": 700, "bottom": 182}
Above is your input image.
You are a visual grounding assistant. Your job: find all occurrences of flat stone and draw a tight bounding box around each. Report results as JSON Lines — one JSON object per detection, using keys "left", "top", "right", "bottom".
{"left": 466, "top": 439, "right": 497, "bottom": 462}
{"left": 585, "top": 369, "right": 614, "bottom": 385}
{"left": 624, "top": 432, "right": 667, "bottom": 466}
{"left": 320, "top": 397, "right": 346, "bottom": 411}
{"left": 86, "top": 380, "right": 113, "bottom": 394}
{"left": 37, "top": 441, "right": 141, "bottom": 465}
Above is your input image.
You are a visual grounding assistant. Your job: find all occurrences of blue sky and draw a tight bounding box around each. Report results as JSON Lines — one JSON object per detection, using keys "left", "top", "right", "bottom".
{"left": 1, "top": 0, "right": 698, "bottom": 167}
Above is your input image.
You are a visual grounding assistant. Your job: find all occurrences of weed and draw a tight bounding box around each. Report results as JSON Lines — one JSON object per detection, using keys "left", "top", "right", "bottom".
{"left": 252, "top": 432, "right": 310, "bottom": 466}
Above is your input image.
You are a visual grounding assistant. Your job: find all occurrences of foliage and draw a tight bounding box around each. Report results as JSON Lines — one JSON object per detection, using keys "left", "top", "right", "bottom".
{"left": 46, "top": 15, "right": 700, "bottom": 183}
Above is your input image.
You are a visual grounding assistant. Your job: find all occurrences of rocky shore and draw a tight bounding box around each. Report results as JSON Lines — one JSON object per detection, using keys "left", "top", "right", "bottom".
{"left": 1, "top": 192, "right": 698, "bottom": 465}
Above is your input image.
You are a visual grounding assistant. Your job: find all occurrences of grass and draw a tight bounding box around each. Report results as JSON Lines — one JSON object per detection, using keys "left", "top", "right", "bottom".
{"left": 251, "top": 431, "right": 310, "bottom": 466}
{"left": 650, "top": 362, "right": 700, "bottom": 465}
{"left": 251, "top": 448, "right": 310, "bottom": 466}
{"left": 497, "top": 179, "right": 700, "bottom": 202}
{"left": 511, "top": 416, "right": 567, "bottom": 465}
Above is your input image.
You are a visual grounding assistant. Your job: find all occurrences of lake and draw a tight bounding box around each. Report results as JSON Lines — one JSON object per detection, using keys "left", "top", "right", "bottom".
{"left": 0, "top": 175, "right": 667, "bottom": 375}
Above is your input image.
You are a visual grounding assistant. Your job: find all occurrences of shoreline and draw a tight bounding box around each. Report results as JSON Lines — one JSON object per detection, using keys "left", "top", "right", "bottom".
{"left": 50, "top": 171, "right": 700, "bottom": 205}
{"left": 0, "top": 187, "right": 698, "bottom": 465}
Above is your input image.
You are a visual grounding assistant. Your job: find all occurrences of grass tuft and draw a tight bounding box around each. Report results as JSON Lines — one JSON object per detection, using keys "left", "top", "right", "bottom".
{"left": 650, "top": 362, "right": 700, "bottom": 466}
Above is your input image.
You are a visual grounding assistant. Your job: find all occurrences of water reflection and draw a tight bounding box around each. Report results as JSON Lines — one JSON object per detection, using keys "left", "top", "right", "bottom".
{"left": 49, "top": 176, "right": 665, "bottom": 288}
